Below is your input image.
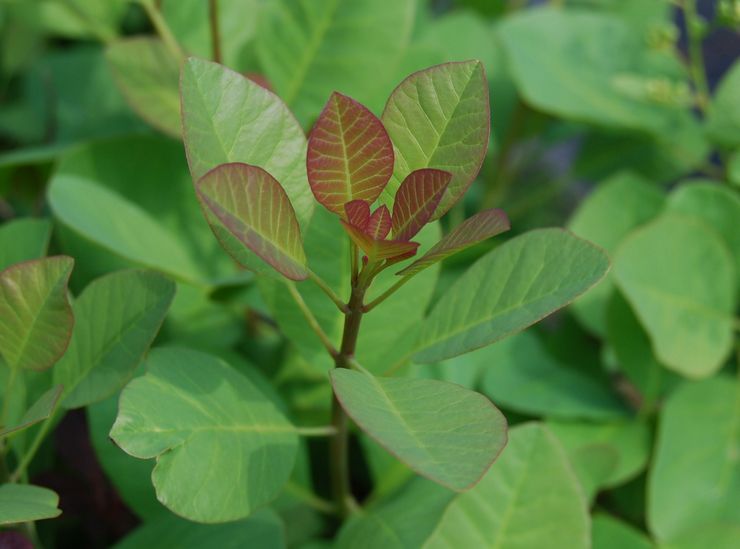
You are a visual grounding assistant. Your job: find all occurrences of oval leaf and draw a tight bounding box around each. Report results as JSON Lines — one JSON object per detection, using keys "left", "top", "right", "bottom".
{"left": 366, "top": 205, "right": 392, "bottom": 240}
{"left": 110, "top": 347, "right": 299, "bottom": 523}
{"left": 414, "top": 229, "right": 610, "bottom": 362}
{"left": 382, "top": 60, "right": 489, "bottom": 219}
{"left": 392, "top": 169, "right": 451, "bottom": 241}
{"left": 307, "top": 92, "right": 394, "bottom": 215}
{"left": 197, "top": 163, "right": 308, "bottom": 281}
{"left": 0, "top": 484, "right": 61, "bottom": 525}
{"left": 397, "top": 208, "right": 509, "bottom": 276}
{"left": 0, "top": 256, "right": 74, "bottom": 371}
{"left": 54, "top": 270, "right": 176, "bottom": 409}
{"left": 345, "top": 199, "right": 371, "bottom": 230}
{"left": 0, "top": 385, "right": 63, "bottom": 439}
{"left": 331, "top": 369, "right": 507, "bottom": 491}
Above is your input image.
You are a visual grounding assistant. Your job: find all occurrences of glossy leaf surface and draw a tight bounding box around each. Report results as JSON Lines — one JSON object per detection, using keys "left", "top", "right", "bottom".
{"left": 0, "top": 256, "right": 74, "bottom": 371}
{"left": 110, "top": 348, "right": 298, "bottom": 523}
{"left": 197, "top": 163, "right": 308, "bottom": 280}
{"left": 331, "top": 369, "right": 506, "bottom": 491}
{"left": 307, "top": 92, "right": 394, "bottom": 215}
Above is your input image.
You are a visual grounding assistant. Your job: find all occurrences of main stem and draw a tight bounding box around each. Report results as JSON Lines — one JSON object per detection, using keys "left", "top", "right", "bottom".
{"left": 330, "top": 283, "right": 365, "bottom": 517}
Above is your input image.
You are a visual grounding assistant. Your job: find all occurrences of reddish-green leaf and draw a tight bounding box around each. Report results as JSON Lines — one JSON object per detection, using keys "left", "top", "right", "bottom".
{"left": 341, "top": 222, "right": 419, "bottom": 262}
{"left": 367, "top": 205, "right": 391, "bottom": 240}
{"left": 307, "top": 92, "right": 394, "bottom": 215}
{"left": 345, "top": 200, "right": 371, "bottom": 229}
{"left": 0, "top": 257, "right": 74, "bottom": 371}
{"left": 392, "top": 169, "right": 451, "bottom": 241}
{"left": 397, "top": 209, "right": 510, "bottom": 276}
{"left": 197, "top": 163, "right": 308, "bottom": 281}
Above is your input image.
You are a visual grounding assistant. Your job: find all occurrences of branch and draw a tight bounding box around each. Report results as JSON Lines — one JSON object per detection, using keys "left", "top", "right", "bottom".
{"left": 285, "top": 281, "right": 339, "bottom": 358}
{"left": 308, "top": 270, "right": 349, "bottom": 313}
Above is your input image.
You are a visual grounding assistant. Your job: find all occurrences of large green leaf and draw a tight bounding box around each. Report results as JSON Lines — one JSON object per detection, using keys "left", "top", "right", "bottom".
{"left": 114, "top": 508, "right": 284, "bottom": 549}
{"left": 480, "top": 331, "right": 628, "bottom": 420}
{"left": 331, "top": 369, "right": 506, "bottom": 491}
{"left": 0, "top": 385, "right": 62, "bottom": 438}
{"left": 498, "top": 7, "right": 692, "bottom": 134}
{"left": 110, "top": 347, "right": 298, "bottom": 523}
{"left": 0, "top": 484, "right": 61, "bottom": 524}
{"left": 106, "top": 37, "right": 181, "bottom": 137}
{"left": 54, "top": 270, "right": 175, "bottom": 409}
{"left": 180, "top": 57, "right": 313, "bottom": 226}
{"left": 706, "top": 59, "right": 740, "bottom": 148}
{"left": 613, "top": 214, "right": 735, "bottom": 378}
{"left": 648, "top": 377, "right": 740, "bottom": 543}
{"left": 423, "top": 423, "right": 589, "bottom": 548}
{"left": 666, "top": 181, "right": 740, "bottom": 289}
{"left": 414, "top": 229, "right": 610, "bottom": 363}
{"left": 0, "top": 218, "right": 51, "bottom": 271}
{"left": 567, "top": 172, "right": 665, "bottom": 336}
{"left": 381, "top": 60, "right": 489, "bottom": 218}
{"left": 197, "top": 163, "right": 308, "bottom": 280}
{"left": 0, "top": 256, "right": 74, "bottom": 371}
{"left": 48, "top": 174, "right": 204, "bottom": 283}
{"left": 592, "top": 513, "right": 653, "bottom": 549}
{"left": 257, "top": 0, "right": 416, "bottom": 125}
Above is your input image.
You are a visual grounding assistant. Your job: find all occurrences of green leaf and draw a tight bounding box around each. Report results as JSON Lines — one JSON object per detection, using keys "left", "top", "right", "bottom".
{"left": 54, "top": 270, "right": 175, "bottom": 409}
{"left": 423, "top": 423, "right": 589, "bottom": 548}
{"left": 110, "top": 347, "right": 298, "bottom": 523}
{"left": 113, "top": 508, "right": 285, "bottom": 549}
{"left": 0, "top": 218, "right": 51, "bottom": 271}
{"left": 397, "top": 208, "right": 509, "bottom": 276}
{"left": 392, "top": 169, "right": 451, "bottom": 241}
{"left": 498, "top": 7, "right": 692, "bottom": 134}
{"left": 706, "top": 59, "right": 740, "bottom": 148}
{"left": 0, "top": 385, "right": 62, "bottom": 438}
{"left": 592, "top": 513, "right": 653, "bottom": 549}
{"left": 331, "top": 369, "right": 506, "bottom": 491}
{"left": 180, "top": 57, "right": 313, "bottom": 226}
{"left": 480, "top": 330, "right": 628, "bottom": 420}
{"left": 0, "top": 256, "right": 74, "bottom": 371}
{"left": 256, "top": 0, "right": 416, "bottom": 125}
{"left": 307, "top": 92, "right": 394, "bottom": 215}
{"left": 648, "top": 377, "right": 740, "bottom": 543}
{"left": 106, "top": 37, "right": 181, "bottom": 137}
{"left": 666, "top": 181, "right": 740, "bottom": 289}
{"left": 197, "top": 163, "right": 308, "bottom": 280}
{"left": 567, "top": 172, "right": 665, "bottom": 336}
{"left": 613, "top": 214, "right": 735, "bottom": 378}
{"left": 48, "top": 174, "right": 203, "bottom": 283}
{"left": 381, "top": 60, "right": 489, "bottom": 218}
{"left": 414, "top": 228, "right": 610, "bottom": 363}
{"left": 0, "top": 484, "right": 61, "bottom": 524}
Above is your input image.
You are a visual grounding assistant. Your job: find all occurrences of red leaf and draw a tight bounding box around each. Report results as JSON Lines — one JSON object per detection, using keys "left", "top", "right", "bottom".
{"left": 367, "top": 205, "right": 391, "bottom": 240}
{"left": 392, "top": 169, "right": 451, "bottom": 241}
{"left": 197, "top": 163, "right": 308, "bottom": 280}
{"left": 345, "top": 199, "right": 371, "bottom": 230}
{"left": 307, "top": 92, "right": 394, "bottom": 215}
{"left": 341, "top": 221, "right": 419, "bottom": 262}
{"left": 397, "top": 209, "right": 510, "bottom": 276}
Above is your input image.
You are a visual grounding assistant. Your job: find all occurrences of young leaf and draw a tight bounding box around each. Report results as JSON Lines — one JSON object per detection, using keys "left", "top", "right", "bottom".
{"left": 106, "top": 37, "right": 181, "bottom": 138}
{"left": 340, "top": 221, "right": 419, "bottom": 262}
{"left": 392, "top": 169, "right": 451, "bottom": 241}
{"left": 110, "top": 348, "right": 298, "bottom": 523}
{"left": 0, "top": 385, "right": 63, "bottom": 439}
{"left": 0, "top": 256, "right": 74, "bottom": 371}
{"left": 613, "top": 214, "right": 735, "bottom": 378}
{"left": 366, "top": 205, "right": 392, "bottom": 240}
{"left": 180, "top": 58, "right": 313, "bottom": 226}
{"left": 0, "top": 484, "right": 62, "bottom": 525}
{"left": 0, "top": 218, "right": 52, "bottom": 271}
{"left": 382, "top": 61, "right": 489, "bottom": 219}
{"left": 344, "top": 200, "right": 371, "bottom": 230}
{"left": 397, "top": 209, "right": 509, "bottom": 276}
{"left": 423, "top": 423, "right": 589, "bottom": 548}
{"left": 197, "top": 162, "right": 309, "bottom": 281}
{"left": 331, "top": 369, "right": 507, "bottom": 491}
{"left": 414, "top": 229, "right": 610, "bottom": 362}
{"left": 307, "top": 92, "right": 394, "bottom": 215}
{"left": 54, "top": 270, "right": 176, "bottom": 409}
